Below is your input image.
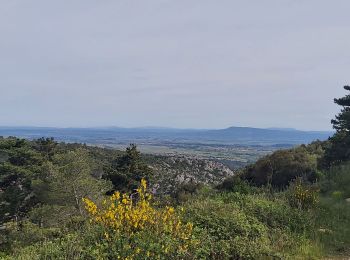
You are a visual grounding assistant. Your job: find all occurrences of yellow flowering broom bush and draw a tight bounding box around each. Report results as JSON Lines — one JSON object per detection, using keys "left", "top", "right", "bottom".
{"left": 82, "top": 179, "right": 194, "bottom": 259}
{"left": 287, "top": 178, "right": 319, "bottom": 210}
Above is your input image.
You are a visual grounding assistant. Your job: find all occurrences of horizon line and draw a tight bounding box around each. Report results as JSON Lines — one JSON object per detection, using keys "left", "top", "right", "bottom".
{"left": 0, "top": 125, "right": 335, "bottom": 133}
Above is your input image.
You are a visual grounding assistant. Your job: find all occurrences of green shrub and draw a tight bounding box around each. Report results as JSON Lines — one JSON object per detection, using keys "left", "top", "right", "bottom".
{"left": 0, "top": 220, "right": 62, "bottom": 254}
{"left": 216, "top": 176, "right": 253, "bottom": 194}
{"left": 183, "top": 198, "right": 271, "bottom": 259}
{"left": 242, "top": 195, "right": 313, "bottom": 233}
{"left": 3, "top": 233, "right": 87, "bottom": 260}
{"left": 173, "top": 181, "right": 204, "bottom": 203}
{"left": 315, "top": 197, "right": 350, "bottom": 254}
{"left": 331, "top": 191, "right": 344, "bottom": 200}
{"left": 322, "top": 162, "right": 350, "bottom": 198}
{"left": 242, "top": 146, "right": 319, "bottom": 189}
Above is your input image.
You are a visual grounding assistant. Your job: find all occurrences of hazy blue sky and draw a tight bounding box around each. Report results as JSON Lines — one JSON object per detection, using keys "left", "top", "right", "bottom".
{"left": 0, "top": 1, "right": 349, "bottom": 130}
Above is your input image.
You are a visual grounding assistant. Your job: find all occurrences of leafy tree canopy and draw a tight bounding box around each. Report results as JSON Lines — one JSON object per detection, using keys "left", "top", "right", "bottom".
{"left": 242, "top": 146, "right": 320, "bottom": 189}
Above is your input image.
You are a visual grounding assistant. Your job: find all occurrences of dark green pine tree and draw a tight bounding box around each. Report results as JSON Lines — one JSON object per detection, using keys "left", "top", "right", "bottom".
{"left": 331, "top": 85, "right": 350, "bottom": 131}
{"left": 322, "top": 86, "right": 350, "bottom": 167}
{"left": 104, "top": 144, "right": 153, "bottom": 193}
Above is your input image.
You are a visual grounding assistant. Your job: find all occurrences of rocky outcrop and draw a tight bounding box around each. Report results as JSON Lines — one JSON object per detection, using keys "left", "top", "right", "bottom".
{"left": 147, "top": 155, "right": 236, "bottom": 194}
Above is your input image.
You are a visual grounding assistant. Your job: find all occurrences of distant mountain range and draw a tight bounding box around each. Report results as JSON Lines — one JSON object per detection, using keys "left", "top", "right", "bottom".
{"left": 0, "top": 126, "right": 333, "bottom": 146}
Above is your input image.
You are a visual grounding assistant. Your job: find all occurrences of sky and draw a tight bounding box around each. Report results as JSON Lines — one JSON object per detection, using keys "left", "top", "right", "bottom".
{"left": 0, "top": 0, "right": 349, "bottom": 131}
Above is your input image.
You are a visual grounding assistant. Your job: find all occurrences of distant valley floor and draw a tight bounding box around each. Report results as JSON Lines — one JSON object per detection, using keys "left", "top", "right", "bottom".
{"left": 0, "top": 126, "right": 328, "bottom": 170}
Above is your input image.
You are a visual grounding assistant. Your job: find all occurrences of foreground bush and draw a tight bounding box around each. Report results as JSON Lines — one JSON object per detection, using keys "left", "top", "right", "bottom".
{"left": 4, "top": 181, "right": 345, "bottom": 260}
{"left": 182, "top": 190, "right": 322, "bottom": 259}
{"left": 4, "top": 180, "right": 195, "bottom": 260}
{"left": 183, "top": 198, "right": 271, "bottom": 259}
{"left": 82, "top": 179, "right": 194, "bottom": 259}
{"left": 316, "top": 197, "right": 350, "bottom": 255}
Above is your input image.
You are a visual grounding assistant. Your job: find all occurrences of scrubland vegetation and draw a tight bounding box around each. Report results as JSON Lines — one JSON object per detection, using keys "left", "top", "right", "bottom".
{"left": 1, "top": 87, "right": 350, "bottom": 259}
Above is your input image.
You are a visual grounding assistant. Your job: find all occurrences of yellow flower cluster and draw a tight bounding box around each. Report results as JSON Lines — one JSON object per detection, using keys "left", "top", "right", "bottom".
{"left": 290, "top": 179, "right": 319, "bottom": 209}
{"left": 82, "top": 179, "right": 193, "bottom": 258}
